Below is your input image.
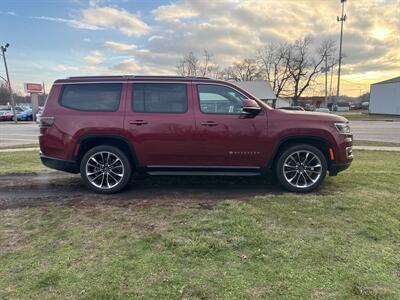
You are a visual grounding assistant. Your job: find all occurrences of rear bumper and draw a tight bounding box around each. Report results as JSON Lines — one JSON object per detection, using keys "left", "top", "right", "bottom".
{"left": 329, "top": 161, "right": 351, "bottom": 176}
{"left": 40, "top": 154, "right": 79, "bottom": 174}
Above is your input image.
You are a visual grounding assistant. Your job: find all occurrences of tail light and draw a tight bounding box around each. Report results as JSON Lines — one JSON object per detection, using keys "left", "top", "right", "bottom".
{"left": 40, "top": 117, "right": 55, "bottom": 128}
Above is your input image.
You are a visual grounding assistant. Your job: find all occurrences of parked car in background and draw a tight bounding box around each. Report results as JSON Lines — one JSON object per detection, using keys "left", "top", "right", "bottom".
{"left": 278, "top": 106, "right": 305, "bottom": 111}
{"left": 36, "top": 108, "right": 43, "bottom": 123}
{"left": 331, "top": 103, "right": 350, "bottom": 112}
{"left": 40, "top": 75, "right": 353, "bottom": 194}
{"left": 315, "top": 108, "right": 331, "bottom": 114}
{"left": 304, "top": 104, "right": 316, "bottom": 111}
{"left": 0, "top": 109, "right": 14, "bottom": 121}
{"left": 14, "top": 106, "right": 33, "bottom": 121}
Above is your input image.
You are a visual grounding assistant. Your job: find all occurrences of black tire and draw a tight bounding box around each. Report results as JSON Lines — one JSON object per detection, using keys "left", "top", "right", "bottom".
{"left": 275, "top": 144, "right": 327, "bottom": 192}
{"left": 80, "top": 145, "right": 132, "bottom": 194}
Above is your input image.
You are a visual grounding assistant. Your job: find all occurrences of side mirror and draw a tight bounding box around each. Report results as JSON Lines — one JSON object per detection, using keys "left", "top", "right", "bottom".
{"left": 242, "top": 99, "right": 261, "bottom": 114}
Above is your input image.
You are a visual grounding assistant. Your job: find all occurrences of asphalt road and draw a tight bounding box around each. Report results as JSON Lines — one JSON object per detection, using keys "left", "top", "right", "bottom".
{"left": 350, "top": 121, "right": 400, "bottom": 143}
{"left": 0, "top": 120, "right": 399, "bottom": 148}
{"left": 0, "top": 122, "right": 39, "bottom": 147}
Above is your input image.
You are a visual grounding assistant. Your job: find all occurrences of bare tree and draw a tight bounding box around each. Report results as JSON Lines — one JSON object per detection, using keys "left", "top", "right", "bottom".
{"left": 176, "top": 49, "right": 219, "bottom": 77}
{"left": 257, "top": 43, "right": 291, "bottom": 107}
{"left": 0, "top": 82, "right": 10, "bottom": 105}
{"left": 222, "top": 58, "right": 261, "bottom": 81}
{"left": 287, "top": 37, "right": 336, "bottom": 105}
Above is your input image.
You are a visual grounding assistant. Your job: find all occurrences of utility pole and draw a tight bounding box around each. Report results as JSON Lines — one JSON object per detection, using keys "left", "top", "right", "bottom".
{"left": 335, "top": 0, "right": 347, "bottom": 105}
{"left": 329, "top": 64, "right": 335, "bottom": 101}
{"left": 324, "top": 52, "right": 328, "bottom": 107}
{"left": 1, "top": 43, "right": 17, "bottom": 123}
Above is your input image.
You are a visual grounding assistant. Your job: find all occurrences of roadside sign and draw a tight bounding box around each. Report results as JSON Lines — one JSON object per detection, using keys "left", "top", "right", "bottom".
{"left": 24, "top": 83, "right": 43, "bottom": 94}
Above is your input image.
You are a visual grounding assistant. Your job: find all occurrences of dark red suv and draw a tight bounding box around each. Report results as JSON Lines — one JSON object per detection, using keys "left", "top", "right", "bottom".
{"left": 39, "top": 76, "right": 353, "bottom": 193}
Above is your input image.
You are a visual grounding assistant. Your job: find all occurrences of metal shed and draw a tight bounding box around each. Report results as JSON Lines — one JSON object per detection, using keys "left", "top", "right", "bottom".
{"left": 232, "top": 80, "right": 276, "bottom": 103}
{"left": 369, "top": 76, "right": 400, "bottom": 115}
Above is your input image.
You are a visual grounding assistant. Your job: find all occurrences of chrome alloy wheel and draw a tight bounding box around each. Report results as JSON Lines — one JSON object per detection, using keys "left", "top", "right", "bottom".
{"left": 85, "top": 151, "right": 125, "bottom": 190}
{"left": 282, "top": 150, "right": 322, "bottom": 189}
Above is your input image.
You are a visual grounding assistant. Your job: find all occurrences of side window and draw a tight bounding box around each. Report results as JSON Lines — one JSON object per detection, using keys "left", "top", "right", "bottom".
{"left": 60, "top": 83, "right": 122, "bottom": 111}
{"left": 197, "top": 84, "right": 247, "bottom": 114}
{"left": 132, "top": 83, "right": 188, "bottom": 113}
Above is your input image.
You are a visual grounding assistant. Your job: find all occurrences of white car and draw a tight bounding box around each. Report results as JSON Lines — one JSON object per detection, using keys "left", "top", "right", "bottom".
{"left": 36, "top": 109, "right": 43, "bottom": 123}
{"left": 315, "top": 108, "right": 331, "bottom": 114}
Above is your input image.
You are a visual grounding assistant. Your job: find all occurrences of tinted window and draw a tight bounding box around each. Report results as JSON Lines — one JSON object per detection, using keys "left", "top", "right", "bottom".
{"left": 197, "top": 84, "right": 247, "bottom": 114}
{"left": 60, "top": 83, "right": 122, "bottom": 111}
{"left": 132, "top": 83, "right": 187, "bottom": 113}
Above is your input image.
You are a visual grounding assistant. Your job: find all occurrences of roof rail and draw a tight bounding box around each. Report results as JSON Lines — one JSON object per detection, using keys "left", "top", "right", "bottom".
{"left": 67, "top": 75, "right": 132, "bottom": 79}
{"left": 67, "top": 75, "right": 212, "bottom": 80}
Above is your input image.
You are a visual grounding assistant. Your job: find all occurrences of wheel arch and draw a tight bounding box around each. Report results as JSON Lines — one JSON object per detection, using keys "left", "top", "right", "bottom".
{"left": 75, "top": 134, "right": 138, "bottom": 168}
{"left": 269, "top": 135, "right": 333, "bottom": 169}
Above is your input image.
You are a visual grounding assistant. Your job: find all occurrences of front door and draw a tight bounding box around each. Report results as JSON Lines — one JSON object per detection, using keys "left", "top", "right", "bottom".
{"left": 193, "top": 83, "right": 268, "bottom": 167}
{"left": 124, "top": 82, "right": 196, "bottom": 166}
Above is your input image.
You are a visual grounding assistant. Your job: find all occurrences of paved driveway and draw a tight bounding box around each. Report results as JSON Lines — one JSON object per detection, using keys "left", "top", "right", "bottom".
{"left": 1, "top": 120, "right": 399, "bottom": 147}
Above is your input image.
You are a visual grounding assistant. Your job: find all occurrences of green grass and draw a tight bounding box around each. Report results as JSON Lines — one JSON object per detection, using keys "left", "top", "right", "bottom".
{"left": 353, "top": 140, "right": 400, "bottom": 147}
{"left": 0, "top": 150, "right": 45, "bottom": 174}
{"left": 1, "top": 151, "right": 400, "bottom": 299}
{"left": 339, "top": 112, "right": 400, "bottom": 121}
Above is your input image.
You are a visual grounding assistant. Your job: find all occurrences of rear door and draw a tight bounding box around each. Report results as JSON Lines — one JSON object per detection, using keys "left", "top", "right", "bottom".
{"left": 124, "top": 82, "right": 197, "bottom": 166}
{"left": 193, "top": 83, "right": 268, "bottom": 167}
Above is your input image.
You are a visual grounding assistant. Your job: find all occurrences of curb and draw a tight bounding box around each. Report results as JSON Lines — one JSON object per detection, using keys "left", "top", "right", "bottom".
{"left": 353, "top": 146, "right": 400, "bottom": 152}
{"left": 0, "top": 147, "right": 40, "bottom": 153}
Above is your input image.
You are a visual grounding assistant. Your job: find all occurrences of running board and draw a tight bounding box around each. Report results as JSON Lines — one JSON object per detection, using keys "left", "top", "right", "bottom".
{"left": 145, "top": 166, "right": 262, "bottom": 176}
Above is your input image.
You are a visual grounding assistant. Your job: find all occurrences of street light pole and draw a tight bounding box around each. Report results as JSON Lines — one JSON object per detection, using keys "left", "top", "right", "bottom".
{"left": 335, "top": 0, "right": 347, "bottom": 105}
{"left": 1, "top": 43, "right": 17, "bottom": 123}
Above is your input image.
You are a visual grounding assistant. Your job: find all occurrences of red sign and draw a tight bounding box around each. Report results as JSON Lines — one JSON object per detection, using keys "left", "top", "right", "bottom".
{"left": 24, "top": 83, "right": 43, "bottom": 94}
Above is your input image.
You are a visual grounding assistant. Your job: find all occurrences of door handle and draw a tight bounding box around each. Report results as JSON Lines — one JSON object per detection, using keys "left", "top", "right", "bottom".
{"left": 200, "top": 121, "right": 219, "bottom": 127}
{"left": 129, "top": 120, "right": 148, "bottom": 125}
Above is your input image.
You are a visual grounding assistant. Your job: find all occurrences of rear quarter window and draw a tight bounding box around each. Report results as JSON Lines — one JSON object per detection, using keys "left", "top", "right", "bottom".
{"left": 60, "top": 83, "right": 122, "bottom": 111}
{"left": 132, "top": 83, "right": 188, "bottom": 113}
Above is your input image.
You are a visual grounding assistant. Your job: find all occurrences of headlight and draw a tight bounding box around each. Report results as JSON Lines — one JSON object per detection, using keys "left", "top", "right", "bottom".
{"left": 334, "top": 122, "right": 350, "bottom": 134}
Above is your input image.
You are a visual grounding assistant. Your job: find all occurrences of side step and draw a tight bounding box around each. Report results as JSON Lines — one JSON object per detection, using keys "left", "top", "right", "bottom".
{"left": 145, "top": 166, "right": 262, "bottom": 176}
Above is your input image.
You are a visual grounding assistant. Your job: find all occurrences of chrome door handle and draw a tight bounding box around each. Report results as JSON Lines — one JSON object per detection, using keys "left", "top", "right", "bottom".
{"left": 200, "top": 121, "right": 219, "bottom": 127}
{"left": 129, "top": 120, "right": 148, "bottom": 125}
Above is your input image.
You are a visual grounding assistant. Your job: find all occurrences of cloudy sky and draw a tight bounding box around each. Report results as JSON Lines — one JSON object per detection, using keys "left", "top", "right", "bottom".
{"left": 1, "top": 0, "right": 399, "bottom": 96}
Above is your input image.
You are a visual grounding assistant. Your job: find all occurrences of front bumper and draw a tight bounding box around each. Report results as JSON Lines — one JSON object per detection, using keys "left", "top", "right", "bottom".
{"left": 329, "top": 161, "right": 352, "bottom": 176}
{"left": 40, "top": 154, "right": 79, "bottom": 173}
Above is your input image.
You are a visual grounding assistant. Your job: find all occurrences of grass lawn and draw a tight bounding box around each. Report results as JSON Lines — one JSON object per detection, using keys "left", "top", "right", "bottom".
{"left": 340, "top": 113, "right": 400, "bottom": 121}
{"left": 0, "top": 150, "right": 45, "bottom": 174}
{"left": 1, "top": 151, "right": 400, "bottom": 299}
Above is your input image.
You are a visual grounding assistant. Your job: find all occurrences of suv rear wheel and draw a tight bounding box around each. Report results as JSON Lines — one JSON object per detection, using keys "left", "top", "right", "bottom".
{"left": 276, "top": 144, "right": 327, "bottom": 192}
{"left": 80, "top": 145, "right": 132, "bottom": 194}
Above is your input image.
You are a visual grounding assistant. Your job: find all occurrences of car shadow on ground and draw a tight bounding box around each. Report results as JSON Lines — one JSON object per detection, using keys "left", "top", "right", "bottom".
{"left": 0, "top": 171, "right": 284, "bottom": 210}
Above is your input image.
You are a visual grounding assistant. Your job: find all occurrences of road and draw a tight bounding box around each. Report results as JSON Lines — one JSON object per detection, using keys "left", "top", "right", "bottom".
{"left": 0, "top": 122, "right": 39, "bottom": 147}
{"left": 350, "top": 121, "right": 400, "bottom": 143}
{"left": 0, "top": 120, "right": 399, "bottom": 147}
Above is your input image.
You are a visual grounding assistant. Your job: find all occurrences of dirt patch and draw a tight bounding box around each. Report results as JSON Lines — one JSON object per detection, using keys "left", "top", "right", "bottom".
{"left": 0, "top": 172, "right": 282, "bottom": 210}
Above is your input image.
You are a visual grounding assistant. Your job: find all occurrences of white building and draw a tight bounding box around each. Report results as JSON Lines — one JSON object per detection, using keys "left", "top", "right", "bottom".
{"left": 369, "top": 76, "right": 400, "bottom": 115}
{"left": 233, "top": 80, "right": 288, "bottom": 107}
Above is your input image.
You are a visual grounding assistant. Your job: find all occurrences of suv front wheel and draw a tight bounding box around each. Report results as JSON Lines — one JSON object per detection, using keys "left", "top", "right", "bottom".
{"left": 276, "top": 144, "right": 327, "bottom": 192}
{"left": 80, "top": 145, "right": 132, "bottom": 194}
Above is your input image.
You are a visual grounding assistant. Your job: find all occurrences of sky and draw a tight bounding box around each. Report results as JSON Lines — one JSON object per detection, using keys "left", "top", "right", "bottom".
{"left": 0, "top": 0, "right": 399, "bottom": 97}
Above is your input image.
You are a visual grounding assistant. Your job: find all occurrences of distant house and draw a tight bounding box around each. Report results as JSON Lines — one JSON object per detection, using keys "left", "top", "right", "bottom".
{"left": 369, "top": 76, "right": 400, "bottom": 115}
{"left": 233, "top": 80, "right": 282, "bottom": 106}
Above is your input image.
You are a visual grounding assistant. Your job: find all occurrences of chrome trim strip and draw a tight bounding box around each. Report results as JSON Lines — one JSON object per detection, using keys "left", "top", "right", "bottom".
{"left": 147, "top": 165, "right": 261, "bottom": 169}
{"left": 53, "top": 81, "right": 192, "bottom": 85}
{"left": 147, "top": 171, "right": 260, "bottom": 176}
